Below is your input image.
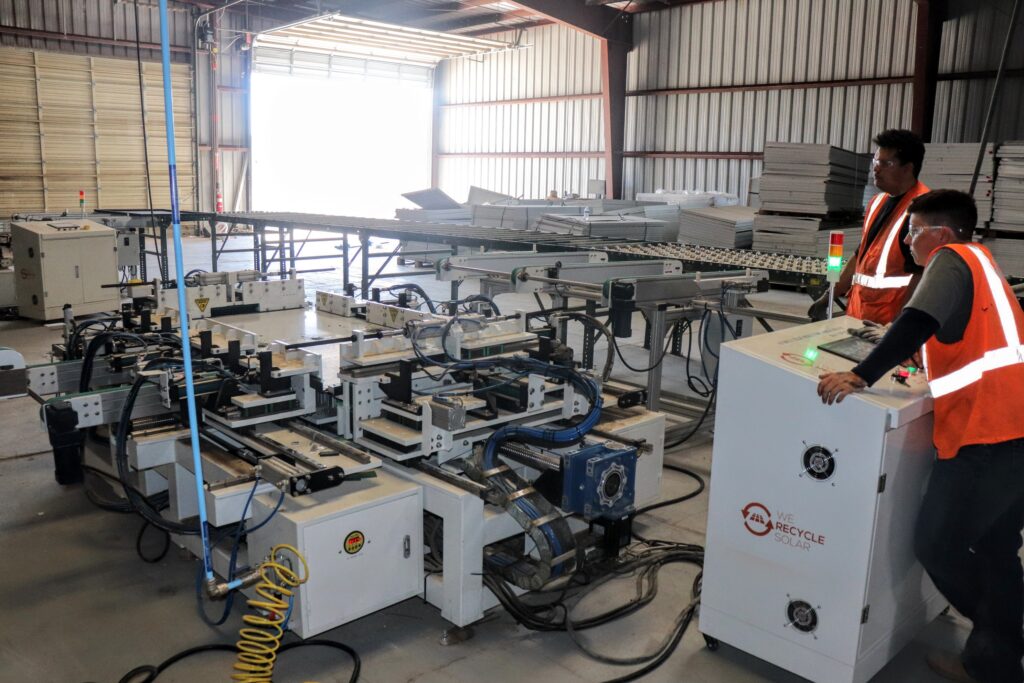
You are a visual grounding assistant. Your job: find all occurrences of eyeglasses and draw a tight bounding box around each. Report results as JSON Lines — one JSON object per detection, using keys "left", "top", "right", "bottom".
{"left": 871, "top": 158, "right": 901, "bottom": 169}
{"left": 907, "top": 225, "right": 945, "bottom": 237}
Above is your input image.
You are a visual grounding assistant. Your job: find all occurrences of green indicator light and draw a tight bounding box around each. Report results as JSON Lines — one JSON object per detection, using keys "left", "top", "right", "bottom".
{"left": 803, "top": 347, "right": 819, "bottom": 362}
{"left": 827, "top": 255, "right": 842, "bottom": 269}
{"left": 906, "top": 367, "right": 917, "bottom": 374}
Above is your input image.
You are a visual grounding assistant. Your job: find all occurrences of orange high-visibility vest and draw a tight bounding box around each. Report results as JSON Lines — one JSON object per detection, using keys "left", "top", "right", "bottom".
{"left": 921, "top": 243, "right": 1024, "bottom": 459}
{"left": 846, "top": 181, "right": 930, "bottom": 324}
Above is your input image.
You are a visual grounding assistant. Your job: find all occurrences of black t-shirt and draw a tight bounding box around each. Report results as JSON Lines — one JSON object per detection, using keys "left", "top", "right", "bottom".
{"left": 854, "top": 193, "right": 924, "bottom": 274}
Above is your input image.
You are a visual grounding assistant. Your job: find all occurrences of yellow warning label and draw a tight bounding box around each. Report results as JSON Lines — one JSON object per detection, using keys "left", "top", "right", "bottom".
{"left": 388, "top": 308, "right": 399, "bottom": 324}
{"left": 195, "top": 297, "right": 210, "bottom": 312}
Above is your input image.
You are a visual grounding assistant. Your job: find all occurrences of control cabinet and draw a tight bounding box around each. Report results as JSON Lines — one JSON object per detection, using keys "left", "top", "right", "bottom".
{"left": 700, "top": 316, "right": 944, "bottom": 683}
{"left": 12, "top": 220, "right": 121, "bottom": 321}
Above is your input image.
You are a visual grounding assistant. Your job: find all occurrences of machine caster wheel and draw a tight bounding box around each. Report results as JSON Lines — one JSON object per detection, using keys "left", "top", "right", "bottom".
{"left": 703, "top": 635, "right": 720, "bottom": 651}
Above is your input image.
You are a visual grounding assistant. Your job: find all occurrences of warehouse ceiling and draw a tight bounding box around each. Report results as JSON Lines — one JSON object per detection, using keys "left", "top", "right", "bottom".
{"left": 254, "top": 1, "right": 553, "bottom": 37}
{"left": 253, "top": 13, "right": 513, "bottom": 67}
{"left": 240, "top": 0, "right": 708, "bottom": 38}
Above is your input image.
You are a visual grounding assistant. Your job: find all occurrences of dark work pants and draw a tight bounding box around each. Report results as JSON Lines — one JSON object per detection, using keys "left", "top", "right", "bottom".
{"left": 914, "top": 438, "right": 1024, "bottom": 683}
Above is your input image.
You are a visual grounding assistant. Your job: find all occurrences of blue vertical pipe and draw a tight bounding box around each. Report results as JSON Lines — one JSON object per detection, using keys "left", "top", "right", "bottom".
{"left": 158, "top": 0, "right": 214, "bottom": 581}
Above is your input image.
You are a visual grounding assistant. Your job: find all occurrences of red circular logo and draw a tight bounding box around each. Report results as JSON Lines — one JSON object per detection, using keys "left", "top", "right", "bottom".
{"left": 741, "top": 502, "right": 773, "bottom": 536}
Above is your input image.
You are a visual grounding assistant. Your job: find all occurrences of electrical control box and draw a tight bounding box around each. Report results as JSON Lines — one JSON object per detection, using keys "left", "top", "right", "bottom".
{"left": 700, "top": 316, "right": 944, "bottom": 683}
{"left": 11, "top": 220, "right": 121, "bottom": 321}
{"left": 246, "top": 471, "right": 424, "bottom": 639}
{"left": 114, "top": 229, "right": 141, "bottom": 270}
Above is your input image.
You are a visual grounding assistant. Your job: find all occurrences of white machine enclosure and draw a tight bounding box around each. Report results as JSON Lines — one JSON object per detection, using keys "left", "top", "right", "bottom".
{"left": 700, "top": 317, "right": 944, "bottom": 683}
{"left": 11, "top": 220, "right": 120, "bottom": 320}
{"left": 246, "top": 472, "right": 424, "bottom": 639}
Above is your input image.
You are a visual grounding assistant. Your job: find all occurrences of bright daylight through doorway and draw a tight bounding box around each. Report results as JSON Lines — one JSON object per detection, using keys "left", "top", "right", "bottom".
{"left": 251, "top": 70, "right": 433, "bottom": 219}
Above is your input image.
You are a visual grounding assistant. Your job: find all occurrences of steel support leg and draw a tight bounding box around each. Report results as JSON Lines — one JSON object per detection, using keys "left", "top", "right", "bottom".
{"left": 646, "top": 307, "right": 667, "bottom": 411}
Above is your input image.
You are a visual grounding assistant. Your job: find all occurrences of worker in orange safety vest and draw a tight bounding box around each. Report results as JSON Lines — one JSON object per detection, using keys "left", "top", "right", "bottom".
{"left": 817, "top": 190, "right": 1024, "bottom": 683}
{"left": 808, "top": 129, "right": 930, "bottom": 324}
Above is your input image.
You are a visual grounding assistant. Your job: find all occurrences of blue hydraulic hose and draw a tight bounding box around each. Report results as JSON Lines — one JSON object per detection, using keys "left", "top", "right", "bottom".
{"left": 158, "top": 0, "right": 214, "bottom": 582}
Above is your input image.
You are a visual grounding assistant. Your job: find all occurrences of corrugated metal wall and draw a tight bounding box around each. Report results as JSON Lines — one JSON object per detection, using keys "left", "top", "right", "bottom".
{"left": 0, "top": 46, "right": 194, "bottom": 216}
{"left": 0, "top": 0, "right": 192, "bottom": 62}
{"left": 931, "top": 0, "right": 1024, "bottom": 143}
{"left": 436, "top": 24, "right": 606, "bottom": 201}
{"left": 0, "top": 0, "right": 264, "bottom": 214}
{"left": 625, "top": 0, "right": 917, "bottom": 204}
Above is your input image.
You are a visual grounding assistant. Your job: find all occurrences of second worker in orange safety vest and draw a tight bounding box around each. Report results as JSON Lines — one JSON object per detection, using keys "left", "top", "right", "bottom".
{"left": 808, "top": 129, "right": 930, "bottom": 324}
{"left": 817, "top": 190, "right": 1024, "bottom": 683}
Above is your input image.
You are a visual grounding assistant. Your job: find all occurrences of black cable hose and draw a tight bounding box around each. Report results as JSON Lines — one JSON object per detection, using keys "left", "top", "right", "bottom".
{"left": 387, "top": 283, "right": 437, "bottom": 313}
{"left": 114, "top": 375, "right": 202, "bottom": 536}
{"left": 81, "top": 464, "right": 169, "bottom": 515}
{"left": 79, "top": 331, "right": 154, "bottom": 392}
{"left": 455, "top": 293, "right": 502, "bottom": 316}
{"left": 552, "top": 312, "right": 615, "bottom": 382}
{"left": 67, "top": 316, "right": 120, "bottom": 360}
{"left": 633, "top": 463, "right": 706, "bottom": 516}
{"left": 115, "top": 637, "right": 361, "bottom": 683}
{"left": 136, "top": 520, "right": 170, "bottom": 564}
{"left": 483, "top": 547, "right": 703, "bottom": 681}
{"left": 610, "top": 320, "right": 682, "bottom": 374}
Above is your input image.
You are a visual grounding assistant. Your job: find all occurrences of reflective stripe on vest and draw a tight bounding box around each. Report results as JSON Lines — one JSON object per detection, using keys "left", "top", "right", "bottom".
{"left": 852, "top": 206, "right": 912, "bottom": 289}
{"left": 851, "top": 272, "right": 914, "bottom": 289}
{"left": 927, "top": 244, "right": 1024, "bottom": 398}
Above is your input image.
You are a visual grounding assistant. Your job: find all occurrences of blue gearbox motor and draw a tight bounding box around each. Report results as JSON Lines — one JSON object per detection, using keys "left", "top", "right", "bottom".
{"left": 560, "top": 443, "right": 637, "bottom": 520}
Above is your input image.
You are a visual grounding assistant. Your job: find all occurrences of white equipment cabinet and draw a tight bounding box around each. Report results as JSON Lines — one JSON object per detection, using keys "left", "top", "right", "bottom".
{"left": 11, "top": 220, "right": 120, "bottom": 320}
{"left": 246, "top": 471, "right": 424, "bottom": 639}
{"left": 700, "top": 316, "right": 945, "bottom": 683}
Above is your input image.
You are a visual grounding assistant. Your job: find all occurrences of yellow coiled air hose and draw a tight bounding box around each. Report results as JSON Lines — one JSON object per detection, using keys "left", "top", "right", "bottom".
{"left": 231, "top": 543, "right": 309, "bottom": 682}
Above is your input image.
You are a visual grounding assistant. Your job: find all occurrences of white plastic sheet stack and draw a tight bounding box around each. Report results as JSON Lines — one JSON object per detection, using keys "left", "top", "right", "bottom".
{"left": 677, "top": 206, "right": 756, "bottom": 248}
{"left": 919, "top": 143, "right": 995, "bottom": 229}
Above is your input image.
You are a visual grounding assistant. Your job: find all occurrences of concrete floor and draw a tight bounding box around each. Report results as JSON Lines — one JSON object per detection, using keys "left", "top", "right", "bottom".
{"left": 0, "top": 236, "right": 968, "bottom": 682}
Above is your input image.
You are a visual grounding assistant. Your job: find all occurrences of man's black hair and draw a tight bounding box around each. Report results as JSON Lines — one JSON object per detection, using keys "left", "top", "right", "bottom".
{"left": 873, "top": 129, "right": 926, "bottom": 178}
{"left": 908, "top": 189, "right": 977, "bottom": 240}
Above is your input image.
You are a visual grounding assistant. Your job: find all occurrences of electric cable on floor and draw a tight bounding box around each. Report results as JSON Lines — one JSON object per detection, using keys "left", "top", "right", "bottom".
{"left": 483, "top": 543, "right": 703, "bottom": 681}
{"left": 634, "top": 462, "right": 706, "bottom": 516}
{"left": 113, "top": 638, "right": 361, "bottom": 683}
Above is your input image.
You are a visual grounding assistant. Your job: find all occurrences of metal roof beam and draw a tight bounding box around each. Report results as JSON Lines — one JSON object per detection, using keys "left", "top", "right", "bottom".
{"left": 510, "top": 0, "right": 630, "bottom": 41}
{"left": 415, "top": 10, "right": 537, "bottom": 33}
{"left": 509, "top": 2, "right": 631, "bottom": 198}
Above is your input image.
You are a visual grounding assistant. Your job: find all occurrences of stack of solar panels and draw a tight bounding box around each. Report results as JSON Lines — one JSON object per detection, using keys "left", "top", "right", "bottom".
{"left": 471, "top": 204, "right": 583, "bottom": 229}
{"left": 534, "top": 214, "right": 676, "bottom": 242}
{"left": 754, "top": 143, "right": 871, "bottom": 257}
{"left": 992, "top": 142, "right": 1024, "bottom": 234}
{"left": 758, "top": 143, "right": 871, "bottom": 214}
{"left": 635, "top": 190, "right": 740, "bottom": 208}
{"left": 983, "top": 142, "right": 1024, "bottom": 277}
{"left": 919, "top": 143, "right": 995, "bottom": 229}
{"left": 677, "top": 206, "right": 756, "bottom": 248}
{"left": 751, "top": 215, "right": 861, "bottom": 258}
{"left": 395, "top": 207, "right": 471, "bottom": 223}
